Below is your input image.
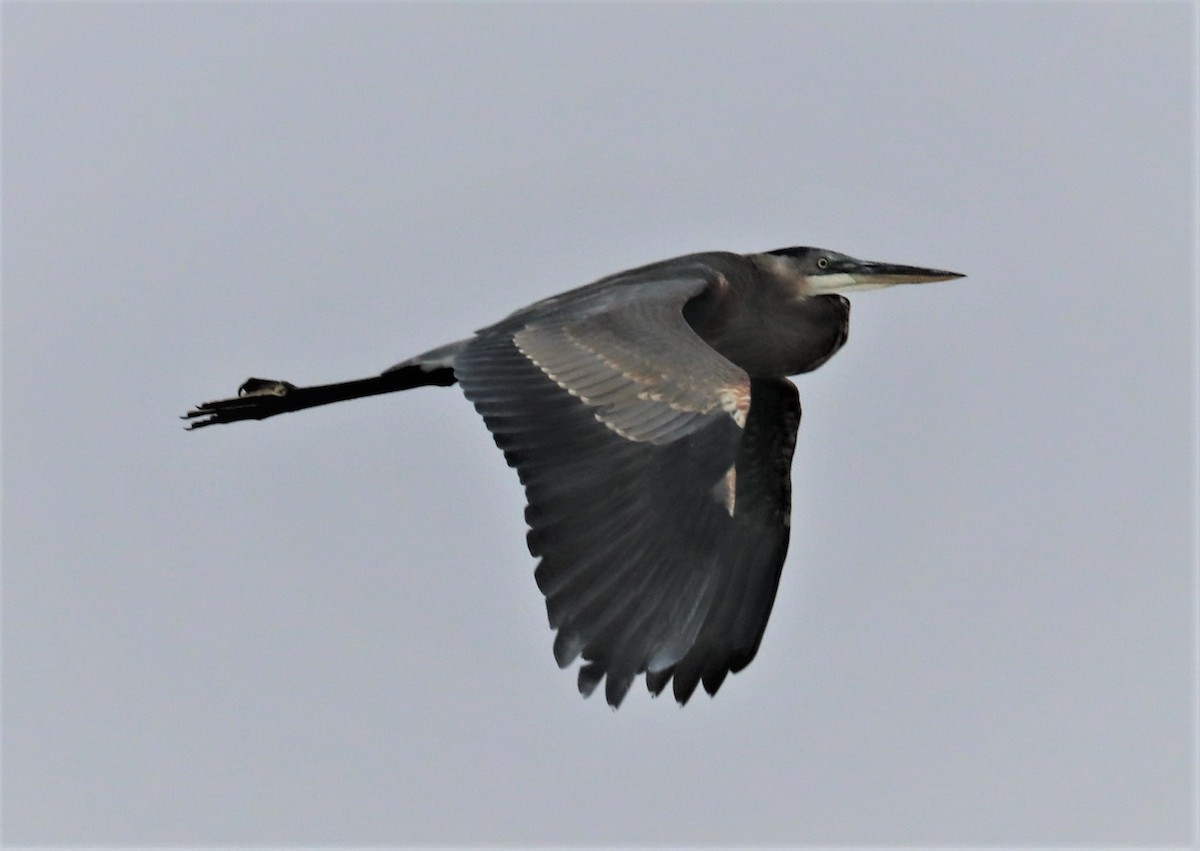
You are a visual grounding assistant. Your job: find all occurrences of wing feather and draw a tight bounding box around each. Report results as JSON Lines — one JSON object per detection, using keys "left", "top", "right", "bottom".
{"left": 453, "top": 266, "right": 801, "bottom": 706}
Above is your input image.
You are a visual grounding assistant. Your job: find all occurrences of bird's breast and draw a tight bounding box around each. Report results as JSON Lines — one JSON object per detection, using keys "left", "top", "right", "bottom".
{"left": 691, "top": 293, "right": 850, "bottom": 378}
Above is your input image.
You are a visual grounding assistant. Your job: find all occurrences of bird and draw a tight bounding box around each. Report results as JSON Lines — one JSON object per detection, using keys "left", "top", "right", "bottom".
{"left": 185, "top": 246, "right": 963, "bottom": 707}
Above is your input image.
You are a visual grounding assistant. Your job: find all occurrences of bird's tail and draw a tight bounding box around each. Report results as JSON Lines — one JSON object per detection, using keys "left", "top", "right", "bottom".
{"left": 183, "top": 342, "right": 465, "bottom": 429}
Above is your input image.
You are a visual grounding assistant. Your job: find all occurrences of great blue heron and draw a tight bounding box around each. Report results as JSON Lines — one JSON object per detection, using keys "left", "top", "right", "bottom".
{"left": 186, "top": 247, "right": 963, "bottom": 707}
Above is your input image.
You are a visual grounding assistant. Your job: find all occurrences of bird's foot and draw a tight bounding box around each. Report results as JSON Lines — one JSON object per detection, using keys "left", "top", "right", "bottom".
{"left": 182, "top": 377, "right": 297, "bottom": 428}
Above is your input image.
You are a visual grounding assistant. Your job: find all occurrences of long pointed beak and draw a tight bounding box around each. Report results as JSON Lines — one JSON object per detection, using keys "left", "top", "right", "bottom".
{"left": 805, "top": 260, "right": 965, "bottom": 294}
{"left": 849, "top": 260, "right": 965, "bottom": 286}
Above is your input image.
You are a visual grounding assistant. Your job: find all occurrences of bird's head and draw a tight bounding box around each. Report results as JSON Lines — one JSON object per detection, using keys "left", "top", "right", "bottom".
{"left": 760, "top": 246, "right": 964, "bottom": 296}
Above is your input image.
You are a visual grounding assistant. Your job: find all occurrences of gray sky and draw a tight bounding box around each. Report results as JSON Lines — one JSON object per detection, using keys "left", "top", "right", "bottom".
{"left": 3, "top": 1, "right": 1195, "bottom": 846}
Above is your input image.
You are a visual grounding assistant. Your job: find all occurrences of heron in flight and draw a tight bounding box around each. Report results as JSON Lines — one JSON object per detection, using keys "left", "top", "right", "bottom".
{"left": 186, "top": 247, "right": 963, "bottom": 707}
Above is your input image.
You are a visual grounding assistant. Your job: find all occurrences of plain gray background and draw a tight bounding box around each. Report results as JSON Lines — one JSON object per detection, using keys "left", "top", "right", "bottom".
{"left": 3, "top": 2, "right": 1195, "bottom": 846}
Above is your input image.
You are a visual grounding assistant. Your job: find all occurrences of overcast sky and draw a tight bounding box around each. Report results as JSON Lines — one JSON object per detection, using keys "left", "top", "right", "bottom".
{"left": 3, "top": 2, "right": 1195, "bottom": 846}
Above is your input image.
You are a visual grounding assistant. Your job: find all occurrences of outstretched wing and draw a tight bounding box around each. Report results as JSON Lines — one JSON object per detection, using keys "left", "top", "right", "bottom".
{"left": 454, "top": 268, "right": 800, "bottom": 706}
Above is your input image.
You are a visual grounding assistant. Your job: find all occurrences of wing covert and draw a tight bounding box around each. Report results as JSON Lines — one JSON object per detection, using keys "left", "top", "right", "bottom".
{"left": 511, "top": 273, "right": 749, "bottom": 443}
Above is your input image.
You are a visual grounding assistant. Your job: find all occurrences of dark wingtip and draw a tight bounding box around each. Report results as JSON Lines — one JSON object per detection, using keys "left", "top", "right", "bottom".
{"left": 702, "top": 667, "right": 729, "bottom": 697}
{"left": 577, "top": 663, "right": 603, "bottom": 698}
{"left": 604, "top": 670, "right": 634, "bottom": 708}
{"left": 645, "top": 668, "right": 672, "bottom": 696}
{"left": 671, "top": 661, "right": 703, "bottom": 706}
{"left": 552, "top": 629, "right": 583, "bottom": 668}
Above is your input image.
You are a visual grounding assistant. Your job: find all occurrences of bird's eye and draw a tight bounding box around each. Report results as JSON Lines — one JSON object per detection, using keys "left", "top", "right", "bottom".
{"left": 816, "top": 257, "right": 829, "bottom": 269}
